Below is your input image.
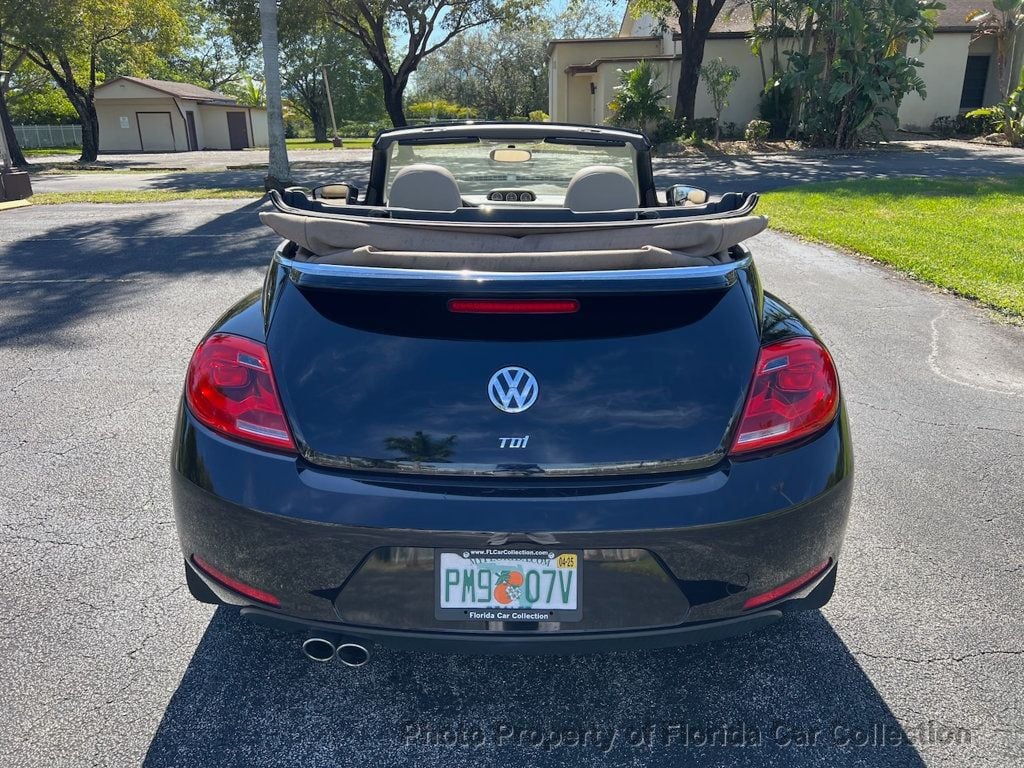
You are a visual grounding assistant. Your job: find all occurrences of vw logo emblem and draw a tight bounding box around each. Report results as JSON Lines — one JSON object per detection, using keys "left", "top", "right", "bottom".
{"left": 488, "top": 366, "right": 539, "bottom": 413}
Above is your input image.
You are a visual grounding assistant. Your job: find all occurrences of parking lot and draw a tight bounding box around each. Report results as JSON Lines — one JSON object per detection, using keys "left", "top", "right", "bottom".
{"left": 0, "top": 196, "right": 1022, "bottom": 767}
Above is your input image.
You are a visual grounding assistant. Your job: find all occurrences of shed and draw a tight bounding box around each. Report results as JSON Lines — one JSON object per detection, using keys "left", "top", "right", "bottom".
{"left": 94, "top": 77, "right": 269, "bottom": 152}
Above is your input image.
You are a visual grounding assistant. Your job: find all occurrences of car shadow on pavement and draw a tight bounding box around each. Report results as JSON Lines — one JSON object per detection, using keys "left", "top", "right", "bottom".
{"left": 143, "top": 607, "right": 927, "bottom": 768}
{"left": 0, "top": 199, "right": 273, "bottom": 348}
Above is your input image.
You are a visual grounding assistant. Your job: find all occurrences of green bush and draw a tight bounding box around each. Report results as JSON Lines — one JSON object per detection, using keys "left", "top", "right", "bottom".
{"left": 406, "top": 100, "right": 477, "bottom": 121}
{"left": 337, "top": 119, "right": 393, "bottom": 137}
{"left": 745, "top": 119, "right": 772, "bottom": 143}
{"left": 758, "top": 84, "right": 794, "bottom": 138}
{"left": 651, "top": 116, "right": 689, "bottom": 145}
{"left": 692, "top": 118, "right": 717, "bottom": 139}
{"left": 608, "top": 60, "right": 669, "bottom": 133}
{"left": 528, "top": 110, "right": 550, "bottom": 122}
{"left": 930, "top": 115, "right": 958, "bottom": 138}
{"left": 967, "top": 86, "right": 1024, "bottom": 147}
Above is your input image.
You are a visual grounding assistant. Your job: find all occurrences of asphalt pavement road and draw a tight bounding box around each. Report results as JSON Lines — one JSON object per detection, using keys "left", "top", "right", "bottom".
{"left": 0, "top": 199, "right": 1022, "bottom": 768}
{"left": 27, "top": 140, "right": 1024, "bottom": 195}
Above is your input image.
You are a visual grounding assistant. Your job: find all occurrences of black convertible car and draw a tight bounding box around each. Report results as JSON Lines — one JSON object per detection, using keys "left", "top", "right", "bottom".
{"left": 172, "top": 122, "right": 852, "bottom": 665}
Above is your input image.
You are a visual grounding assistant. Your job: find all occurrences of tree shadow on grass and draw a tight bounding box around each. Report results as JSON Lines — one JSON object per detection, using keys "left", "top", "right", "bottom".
{"left": 0, "top": 199, "right": 275, "bottom": 348}
{"left": 143, "top": 608, "right": 928, "bottom": 768}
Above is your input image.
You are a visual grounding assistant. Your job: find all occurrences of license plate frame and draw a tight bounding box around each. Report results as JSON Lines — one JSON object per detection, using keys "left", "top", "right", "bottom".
{"left": 435, "top": 548, "right": 583, "bottom": 622}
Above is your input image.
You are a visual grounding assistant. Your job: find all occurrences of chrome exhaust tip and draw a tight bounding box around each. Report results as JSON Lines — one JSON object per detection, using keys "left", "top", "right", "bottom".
{"left": 301, "top": 637, "right": 337, "bottom": 663}
{"left": 336, "top": 642, "right": 370, "bottom": 668}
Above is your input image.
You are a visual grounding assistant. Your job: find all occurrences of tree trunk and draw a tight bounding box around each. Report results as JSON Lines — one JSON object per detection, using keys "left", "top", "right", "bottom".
{"left": 383, "top": 86, "right": 407, "bottom": 127}
{"left": 0, "top": 89, "right": 27, "bottom": 168}
{"left": 673, "top": 35, "right": 707, "bottom": 124}
{"left": 78, "top": 100, "right": 100, "bottom": 163}
{"left": 312, "top": 109, "right": 329, "bottom": 143}
{"left": 260, "top": 0, "right": 290, "bottom": 190}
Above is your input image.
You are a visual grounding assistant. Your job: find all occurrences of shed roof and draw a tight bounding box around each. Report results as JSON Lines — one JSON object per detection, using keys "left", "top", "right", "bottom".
{"left": 97, "top": 76, "right": 237, "bottom": 103}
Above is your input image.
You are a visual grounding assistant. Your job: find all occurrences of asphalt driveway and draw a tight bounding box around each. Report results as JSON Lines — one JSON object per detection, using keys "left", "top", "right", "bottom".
{"left": 0, "top": 200, "right": 1021, "bottom": 767}
{"left": 26, "top": 140, "right": 1024, "bottom": 195}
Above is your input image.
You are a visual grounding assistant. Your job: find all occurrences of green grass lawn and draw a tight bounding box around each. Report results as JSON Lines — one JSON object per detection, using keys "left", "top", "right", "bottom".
{"left": 31, "top": 188, "right": 264, "bottom": 205}
{"left": 23, "top": 147, "right": 81, "bottom": 156}
{"left": 760, "top": 176, "right": 1024, "bottom": 316}
{"left": 286, "top": 137, "right": 373, "bottom": 150}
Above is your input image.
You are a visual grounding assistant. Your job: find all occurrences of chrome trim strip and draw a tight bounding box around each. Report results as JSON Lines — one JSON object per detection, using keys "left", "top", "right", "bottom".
{"left": 299, "top": 448, "right": 726, "bottom": 478}
{"left": 275, "top": 250, "right": 750, "bottom": 294}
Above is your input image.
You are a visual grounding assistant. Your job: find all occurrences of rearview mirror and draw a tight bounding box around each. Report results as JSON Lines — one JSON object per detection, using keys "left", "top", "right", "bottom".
{"left": 667, "top": 185, "right": 709, "bottom": 206}
{"left": 490, "top": 148, "right": 532, "bottom": 163}
{"left": 313, "top": 183, "right": 357, "bottom": 202}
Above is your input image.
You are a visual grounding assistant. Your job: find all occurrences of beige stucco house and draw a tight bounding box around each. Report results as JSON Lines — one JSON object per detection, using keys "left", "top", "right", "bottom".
{"left": 548, "top": 1, "right": 1006, "bottom": 131}
{"left": 94, "top": 77, "right": 268, "bottom": 153}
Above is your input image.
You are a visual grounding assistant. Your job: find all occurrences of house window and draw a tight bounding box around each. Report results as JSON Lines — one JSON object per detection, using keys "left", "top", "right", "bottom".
{"left": 960, "top": 55, "right": 990, "bottom": 110}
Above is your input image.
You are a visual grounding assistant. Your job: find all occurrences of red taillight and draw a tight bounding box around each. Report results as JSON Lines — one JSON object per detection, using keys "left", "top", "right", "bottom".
{"left": 185, "top": 333, "right": 295, "bottom": 452}
{"left": 730, "top": 337, "right": 839, "bottom": 454}
{"left": 447, "top": 299, "right": 579, "bottom": 314}
{"left": 192, "top": 555, "right": 281, "bottom": 607}
{"left": 743, "top": 560, "right": 831, "bottom": 610}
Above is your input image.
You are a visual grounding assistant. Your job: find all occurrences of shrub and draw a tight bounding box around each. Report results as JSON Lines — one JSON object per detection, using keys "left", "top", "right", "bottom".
{"left": 528, "top": 110, "right": 550, "bottom": 122}
{"left": 745, "top": 119, "right": 772, "bottom": 144}
{"left": 930, "top": 115, "right": 958, "bottom": 138}
{"left": 608, "top": 59, "right": 669, "bottom": 134}
{"left": 720, "top": 121, "right": 741, "bottom": 140}
{"left": 406, "top": 99, "right": 477, "bottom": 121}
{"left": 692, "top": 117, "right": 717, "bottom": 139}
{"left": 956, "top": 111, "right": 997, "bottom": 136}
{"left": 967, "top": 85, "right": 1024, "bottom": 147}
{"left": 651, "top": 116, "right": 689, "bottom": 145}
{"left": 758, "top": 83, "right": 794, "bottom": 139}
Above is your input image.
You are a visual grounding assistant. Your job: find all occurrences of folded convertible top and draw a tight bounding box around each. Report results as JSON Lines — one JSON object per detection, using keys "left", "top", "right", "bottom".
{"left": 260, "top": 210, "right": 768, "bottom": 271}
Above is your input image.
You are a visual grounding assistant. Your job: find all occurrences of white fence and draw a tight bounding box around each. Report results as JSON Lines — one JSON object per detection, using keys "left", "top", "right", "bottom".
{"left": 13, "top": 124, "right": 82, "bottom": 149}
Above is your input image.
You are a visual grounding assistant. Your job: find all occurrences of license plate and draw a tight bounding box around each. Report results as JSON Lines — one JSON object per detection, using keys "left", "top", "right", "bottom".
{"left": 435, "top": 549, "right": 582, "bottom": 622}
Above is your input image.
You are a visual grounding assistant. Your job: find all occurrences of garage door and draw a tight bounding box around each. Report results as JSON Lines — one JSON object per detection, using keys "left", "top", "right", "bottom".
{"left": 137, "top": 112, "right": 175, "bottom": 152}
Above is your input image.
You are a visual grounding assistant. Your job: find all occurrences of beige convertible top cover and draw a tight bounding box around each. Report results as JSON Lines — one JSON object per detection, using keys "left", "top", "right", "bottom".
{"left": 260, "top": 210, "right": 768, "bottom": 272}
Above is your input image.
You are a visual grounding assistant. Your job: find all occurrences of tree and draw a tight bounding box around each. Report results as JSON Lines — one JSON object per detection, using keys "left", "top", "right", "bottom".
{"left": 633, "top": 0, "right": 731, "bottom": 123}
{"left": 967, "top": 0, "right": 1024, "bottom": 100}
{"left": 700, "top": 57, "right": 739, "bottom": 141}
{"left": 152, "top": 6, "right": 253, "bottom": 92}
{"left": 0, "top": 29, "right": 27, "bottom": 167}
{"left": 412, "top": 18, "right": 550, "bottom": 119}
{"left": 781, "top": 0, "right": 940, "bottom": 148}
{"left": 224, "top": 74, "right": 265, "bottom": 106}
{"left": 260, "top": 0, "right": 289, "bottom": 188}
{"left": 608, "top": 59, "right": 669, "bottom": 133}
{"left": 279, "top": 25, "right": 384, "bottom": 141}
{"left": 554, "top": 0, "right": 619, "bottom": 39}
{"left": 7, "top": 0, "right": 185, "bottom": 162}
{"left": 322, "top": 0, "right": 542, "bottom": 127}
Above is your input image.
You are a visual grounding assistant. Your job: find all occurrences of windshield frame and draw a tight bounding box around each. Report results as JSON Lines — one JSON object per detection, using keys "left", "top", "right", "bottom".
{"left": 365, "top": 123, "right": 657, "bottom": 208}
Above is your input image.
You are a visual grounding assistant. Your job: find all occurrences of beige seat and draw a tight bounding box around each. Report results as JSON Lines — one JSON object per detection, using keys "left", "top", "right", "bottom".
{"left": 564, "top": 165, "right": 639, "bottom": 212}
{"left": 386, "top": 163, "right": 462, "bottom": 212}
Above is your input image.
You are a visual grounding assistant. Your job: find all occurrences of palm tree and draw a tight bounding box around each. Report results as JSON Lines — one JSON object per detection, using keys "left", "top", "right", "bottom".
{"left": 608, "top": 60, "right": 668, "bottom": 135}
{"left": 260, "top": 0, "right": 290, "bottom": 190}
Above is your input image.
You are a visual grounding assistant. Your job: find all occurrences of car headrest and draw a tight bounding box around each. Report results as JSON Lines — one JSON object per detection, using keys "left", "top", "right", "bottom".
{"left": 564, "top": 165, "right": 639, "bottom": 212}
{"left": 387, "top": 163, "right": 462, "bottom": 212}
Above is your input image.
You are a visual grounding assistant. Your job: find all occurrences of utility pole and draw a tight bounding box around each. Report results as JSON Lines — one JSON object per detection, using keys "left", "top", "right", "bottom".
{"left": 321, "top": 66, "right": 340, "bottom": 147}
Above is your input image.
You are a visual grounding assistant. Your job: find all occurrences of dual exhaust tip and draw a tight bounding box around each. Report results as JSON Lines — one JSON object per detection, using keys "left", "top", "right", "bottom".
{"left": 302, "top": 636, "right": 370, "bottom": 666}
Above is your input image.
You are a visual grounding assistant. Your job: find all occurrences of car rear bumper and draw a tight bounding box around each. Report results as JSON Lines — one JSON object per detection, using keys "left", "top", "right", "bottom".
{"left": 172, "top": 404, "right": 853, "bottom": 651}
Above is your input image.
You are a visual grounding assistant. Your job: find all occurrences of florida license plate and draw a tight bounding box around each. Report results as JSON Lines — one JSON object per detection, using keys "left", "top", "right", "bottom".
{"left": 435, "top": 549, "right": 582, "bottom": 622}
